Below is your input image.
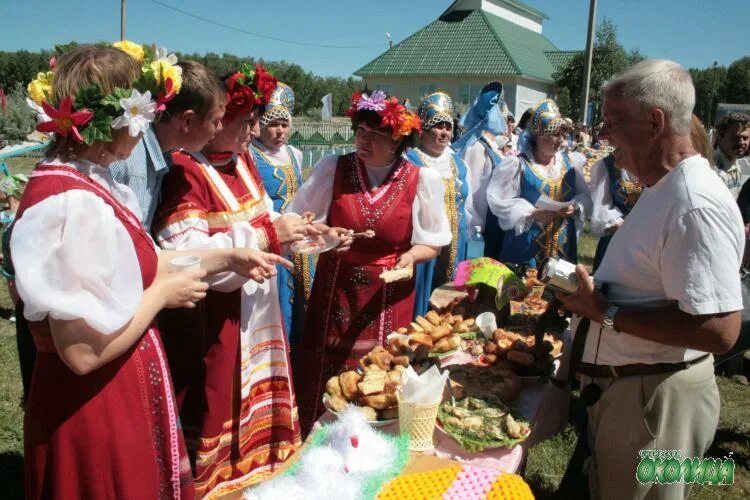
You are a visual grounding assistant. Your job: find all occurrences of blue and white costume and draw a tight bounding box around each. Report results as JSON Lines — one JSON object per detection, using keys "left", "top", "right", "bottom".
{"left": 406, "top": 92, "right": 476, "bottom": 316}
{"left": 453, "top": 82, "right": 510, "bottom": 260}
{"left": 249, "top": 83, "right": 313, "bottom": 349}
{"left": 487, "top": 99, "right": 591, "bottom": 268}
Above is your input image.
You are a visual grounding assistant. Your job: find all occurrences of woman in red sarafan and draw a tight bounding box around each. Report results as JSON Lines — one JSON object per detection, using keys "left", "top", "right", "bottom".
{"left": 153, "top": 65, "right": 332, "bottom": 498}
{"left": 14, "top": 44, "right": 284, "bottom": 500}
{"left": 287, "top": 91, "right": 451, "bottom": 435}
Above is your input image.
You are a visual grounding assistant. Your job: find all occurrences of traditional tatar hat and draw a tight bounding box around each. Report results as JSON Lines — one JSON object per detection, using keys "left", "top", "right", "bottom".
{"left": 529, "top": 99, "right": 566, "bottom": 137}
{"left": 260, "top": 82, "right": 294, "bottom": 128}
{"left": 417, "top": 92, "right": 454, "bottom": 130}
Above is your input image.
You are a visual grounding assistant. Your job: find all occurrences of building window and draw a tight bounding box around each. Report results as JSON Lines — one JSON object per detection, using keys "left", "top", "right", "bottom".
{"left": 458, "top": 84, "right": 484, "bottom": 112}
{"left": 375, "top": 84, "right": 394, "bottom": 95}
{"left": 418, "top": 84, "right": 437, "bottom": 97}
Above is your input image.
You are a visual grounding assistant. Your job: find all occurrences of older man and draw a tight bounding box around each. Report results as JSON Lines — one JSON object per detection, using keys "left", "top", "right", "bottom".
{"left": 559, "top": 59, "right": 744, "bottom": 499}
{"left": 713, "top": 112, "right": 750, "bottom": 198}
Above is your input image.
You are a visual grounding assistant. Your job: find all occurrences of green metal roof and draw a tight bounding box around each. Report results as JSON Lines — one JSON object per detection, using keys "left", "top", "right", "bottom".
{"left": 354, "top": 10, "right": 561, "bottom": 82}
{"left": 544, "top": 50, "right": 581, "bottom": 72}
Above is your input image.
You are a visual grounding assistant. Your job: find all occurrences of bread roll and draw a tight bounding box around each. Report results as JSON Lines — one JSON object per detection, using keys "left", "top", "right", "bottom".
{"left": 339, "top": 371, "right": 362, "bottom": 400}
{"left": 415, "top": 316, "right": 436, "bottom": 333}
{"left": 380, "top": 267, "right": 413, "bottom": 283}
{"left": 408, "top": 332, "right": 434, "bottom": 350}
{"left": 327, "top": 394, "right": 349, "bottom": 413}
{"left": 359, "top": 392, "right": 397, "bottom": 410}
{"left": 325, "top": 376, "right": 343, "bottom": 398}
{"left": 432, "top": 334, "right": 461, "bottom": 353}
{"left": 430, "top": 324, "right": 453, "bottom": 342}
{"left": 425, "top": 310, "right": 442, "bottom": 326}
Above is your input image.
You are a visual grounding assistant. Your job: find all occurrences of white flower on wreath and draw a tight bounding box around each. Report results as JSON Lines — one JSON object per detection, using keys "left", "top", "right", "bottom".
{"left": 26, "top": 97, "right": 51, "bottom": 124}
{"left": 154, "top": 47, "right": 178, "bottom": 66}
{"left": 112, "top": 89, "right": 157, "bottom": 137}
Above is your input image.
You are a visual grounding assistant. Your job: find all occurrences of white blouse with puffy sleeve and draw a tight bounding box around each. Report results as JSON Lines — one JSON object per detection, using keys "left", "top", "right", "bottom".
{"left": 286, "top": 154, "right": 452, "bottom": 247}
{"left": 487, "top": 151, "right": 592, "bottom": 235}
{"left": 11, "top": 159, "right": 146, "bottom": 334}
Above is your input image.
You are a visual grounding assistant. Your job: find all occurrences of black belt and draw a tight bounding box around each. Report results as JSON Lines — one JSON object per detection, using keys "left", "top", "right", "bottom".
{"left": 577, "top": 354, "right": 710, "bottom": 378}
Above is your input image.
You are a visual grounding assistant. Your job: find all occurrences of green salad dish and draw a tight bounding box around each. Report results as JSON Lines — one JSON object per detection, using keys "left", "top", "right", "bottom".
{"left": 437, "top": 396, "right": 531, "bottom": 452}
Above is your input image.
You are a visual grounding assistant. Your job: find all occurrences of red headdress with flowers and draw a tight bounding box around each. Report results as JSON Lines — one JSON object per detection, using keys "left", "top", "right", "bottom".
{"left": 346, "top": 90, "right": 422, "bottom": 140}
{"left": 223, "top": 63, "right": 277, "bottom": 121}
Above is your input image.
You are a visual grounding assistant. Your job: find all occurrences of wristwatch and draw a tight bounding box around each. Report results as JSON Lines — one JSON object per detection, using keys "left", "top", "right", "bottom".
{"left": 602, "top": 304, "right": 620, "bottom": 333}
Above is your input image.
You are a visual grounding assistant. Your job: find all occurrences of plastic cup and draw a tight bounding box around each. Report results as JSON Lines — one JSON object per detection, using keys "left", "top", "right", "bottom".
{"left": 170, "top": 255, "right": 201, "bottom": 272}
{"left": 475, "top": 311, "right": 498, "bottom": 340}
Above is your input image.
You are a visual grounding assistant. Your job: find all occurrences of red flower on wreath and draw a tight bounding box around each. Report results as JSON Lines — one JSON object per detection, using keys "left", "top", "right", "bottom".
{"left": 379, "top": 97, "right": 405, "bottom": 131}
{"left": 396, "top": 112, "right": 422, "bottom": 138}
{"left": 253, "top": 65, "right": 277, "bottom": 105}
{"left": 346, "top": 92, "right": 362, "bottom": 117}
{"left": 36, "top": 96, "right": 93, "bottom": 143}
{"left": 155, "top": 77, "right": 176, "bottom": 113}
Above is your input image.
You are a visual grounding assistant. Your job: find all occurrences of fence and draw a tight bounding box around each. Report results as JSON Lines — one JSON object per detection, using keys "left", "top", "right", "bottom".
{"left": 0, "top": 142, "right": 47, "bottom": 175}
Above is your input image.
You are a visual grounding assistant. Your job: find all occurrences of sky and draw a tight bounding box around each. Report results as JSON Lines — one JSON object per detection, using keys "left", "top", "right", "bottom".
{"left": 1, "top": 0, "right": 748, "bottom": 78}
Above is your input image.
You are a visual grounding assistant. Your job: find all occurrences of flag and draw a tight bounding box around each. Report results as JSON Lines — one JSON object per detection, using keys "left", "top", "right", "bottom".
{"left": 321, "top": 93, "right": 333, "bottom": 121}
{"left": 0, "top": 88, "right": 6, "bottom": 114}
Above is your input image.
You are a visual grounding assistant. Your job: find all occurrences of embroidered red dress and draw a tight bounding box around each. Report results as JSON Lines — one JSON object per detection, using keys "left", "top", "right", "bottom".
{"left": 154, "top": 150, "right": 301, "bottom": 498}
{"left": 13, "top": 163, "right": 193, "bottom": 499}
{"left": 291, "top": 153, "right": 451, "bottom": 434}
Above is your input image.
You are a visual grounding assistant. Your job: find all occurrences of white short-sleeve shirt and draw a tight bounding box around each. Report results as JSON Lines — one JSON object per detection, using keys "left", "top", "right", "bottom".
{"left": 578, "top": 154, "right": 745, "bottom": 365}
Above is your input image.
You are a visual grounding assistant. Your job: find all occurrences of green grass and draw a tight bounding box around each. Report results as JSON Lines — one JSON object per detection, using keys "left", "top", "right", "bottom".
{"left": 4, "top": 156, "right": 39, "bottom": 177}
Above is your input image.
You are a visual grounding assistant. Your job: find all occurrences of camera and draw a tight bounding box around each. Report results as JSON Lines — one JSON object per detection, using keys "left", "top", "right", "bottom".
{"left": 538, "top": 258, "right": 579, "bottom": 294}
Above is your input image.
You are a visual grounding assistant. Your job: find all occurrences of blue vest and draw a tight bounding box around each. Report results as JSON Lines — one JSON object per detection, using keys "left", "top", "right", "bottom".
{"left": 406, "top": 148, "right": 470, "bottom": 317}
{"left": 249, "top": 144, "right": 313, "bottom": 349}
{"left": 593, "top": 155, "right": 643, "bottom": 270}
{"left": 499, "top": 153, "right": 578, "bottom": 268}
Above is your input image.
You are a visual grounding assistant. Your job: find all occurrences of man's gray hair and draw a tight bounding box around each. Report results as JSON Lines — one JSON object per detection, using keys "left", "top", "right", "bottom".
{"left": 601, "top": 59, "right": 695, "bottom": 135}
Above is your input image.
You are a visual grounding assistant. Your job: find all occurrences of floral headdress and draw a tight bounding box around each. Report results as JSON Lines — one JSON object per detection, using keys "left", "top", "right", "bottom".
{"left": 26, "top": 40, "right": 182, "bottom": 144}
{"left": 223, "top": 63, "right": 277, "bottom": 121}
{"left": 346, "top": 90, "right": 422, "bottom": 140}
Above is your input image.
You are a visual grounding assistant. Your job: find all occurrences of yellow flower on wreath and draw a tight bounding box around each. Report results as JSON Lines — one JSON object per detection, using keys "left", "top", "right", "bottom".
{"left": 27, "top": 71, "right": 54, "bottom": 106}
{"left": 149, "top": 60, "right": 183, "bottom": 95}
{"left": 113, "top": 40, "right": 145, "bottom": 63}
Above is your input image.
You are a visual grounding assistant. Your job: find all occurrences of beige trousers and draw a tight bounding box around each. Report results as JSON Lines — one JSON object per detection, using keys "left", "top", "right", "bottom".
{"left": 582, "top": 355, "right": 719, "bottom": 500}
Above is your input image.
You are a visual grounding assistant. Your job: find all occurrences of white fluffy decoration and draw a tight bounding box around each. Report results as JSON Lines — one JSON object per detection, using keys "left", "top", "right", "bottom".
{"left": 243, "top": 406, "right": 397, "bottom": 500}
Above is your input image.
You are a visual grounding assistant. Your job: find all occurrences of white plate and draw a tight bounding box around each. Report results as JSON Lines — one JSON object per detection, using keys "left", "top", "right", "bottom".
{"left": 290, "top": 233, "right": 340, "bottom": 255}
{"left": 322, "top": 394, "right": 398, "bottom": 427}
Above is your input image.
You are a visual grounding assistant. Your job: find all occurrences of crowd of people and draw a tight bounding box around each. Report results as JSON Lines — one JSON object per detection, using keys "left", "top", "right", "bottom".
{"left": 3, "top": 40, "right": 749, "bottom": 499}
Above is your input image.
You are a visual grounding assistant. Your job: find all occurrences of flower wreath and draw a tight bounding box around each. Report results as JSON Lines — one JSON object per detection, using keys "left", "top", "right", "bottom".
{"left": 223, "top": 63, "right": 277, "bottom": 121}
{"left": 26, "top": 40, "right": 182, "bottom": 144}
{"left": 346, "top": 90, "right": 422, "bottom": 140}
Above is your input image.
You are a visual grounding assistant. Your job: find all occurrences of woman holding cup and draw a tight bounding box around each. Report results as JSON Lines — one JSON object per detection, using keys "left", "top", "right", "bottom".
{"left": 13, "top": 44, "right": 284, "bottom": 499}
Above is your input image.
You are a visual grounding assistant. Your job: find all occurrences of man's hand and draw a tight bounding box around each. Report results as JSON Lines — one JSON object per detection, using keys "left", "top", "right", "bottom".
{"left": 556, "top": 265, "right": 608, "bottom": 323}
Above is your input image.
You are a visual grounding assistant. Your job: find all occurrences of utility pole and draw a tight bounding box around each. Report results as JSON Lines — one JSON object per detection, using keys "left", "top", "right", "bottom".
{"left": 580, "top": 0, "right": 597, "bottom": 126}
{"left": 707, "top": 60, "right": 718, "bottom": 127}
{"left": 120, "top": 0, "right": 126, "bottom": 41}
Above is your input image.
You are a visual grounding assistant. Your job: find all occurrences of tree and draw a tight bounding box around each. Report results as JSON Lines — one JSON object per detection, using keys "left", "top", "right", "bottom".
{"left": 690, "top": 65, "right": 727, "bottom": 126}
{"left": 553, "top": 18, "right": 642, "bottom": 122}
{"left": 722, "top": 57, "right": 750, "bottom": 105}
